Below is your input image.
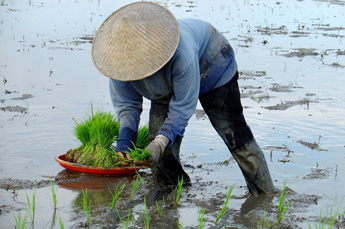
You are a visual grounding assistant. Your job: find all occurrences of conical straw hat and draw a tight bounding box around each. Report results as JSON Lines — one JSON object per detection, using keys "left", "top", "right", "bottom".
{"left": 92, "top": 1, "right": 179, "bottom": 81}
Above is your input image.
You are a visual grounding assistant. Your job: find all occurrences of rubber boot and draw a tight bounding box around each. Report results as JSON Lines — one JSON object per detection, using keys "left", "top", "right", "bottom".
{"left": 148, "top": 100, "right": 191, "bottom": 188}
{"left": 232, "top": 140, "right": 274, "bottom": 196}
{"left": 199, "top": 72, "right": 274, "bottom": 196}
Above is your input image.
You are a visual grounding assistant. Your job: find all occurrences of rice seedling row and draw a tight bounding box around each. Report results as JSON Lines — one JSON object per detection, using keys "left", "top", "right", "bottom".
{"left": 10, "top": 179, "right": 345, "bottom": 228}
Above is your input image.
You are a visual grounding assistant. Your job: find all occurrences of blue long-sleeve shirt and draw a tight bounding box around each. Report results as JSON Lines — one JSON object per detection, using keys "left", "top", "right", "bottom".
{"left": 110, "top": 18, "right": 237, "bottom": 152}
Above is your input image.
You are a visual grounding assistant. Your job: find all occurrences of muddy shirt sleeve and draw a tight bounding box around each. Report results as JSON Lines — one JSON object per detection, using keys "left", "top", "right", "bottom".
{"left": 157, "top": 52, "right": 200, "bottom": 145}
{"left": 109, "top": 79, "right": 143, "bottom": 152}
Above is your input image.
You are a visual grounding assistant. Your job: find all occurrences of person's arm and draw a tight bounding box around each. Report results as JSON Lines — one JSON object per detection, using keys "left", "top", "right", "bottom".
{"left": 157, "top": 52, "right": 200, "bottom": 145}
{"left": 109, "top": 79, "right": 143, "bottom": 152}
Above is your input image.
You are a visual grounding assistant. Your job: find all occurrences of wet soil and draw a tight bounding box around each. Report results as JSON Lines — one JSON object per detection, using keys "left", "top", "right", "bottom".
{"left": 1, "top": 0, "right": 345, "bottom": 228}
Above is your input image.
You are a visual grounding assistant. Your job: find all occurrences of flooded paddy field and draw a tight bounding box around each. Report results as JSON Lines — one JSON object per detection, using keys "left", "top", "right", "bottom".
{"left": 1, "top": 0, "right": 345, "bottom": 228}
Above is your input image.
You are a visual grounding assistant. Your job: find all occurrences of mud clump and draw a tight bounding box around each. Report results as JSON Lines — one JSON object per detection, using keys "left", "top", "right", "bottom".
{"left": 303, "top": 168, "right": 330, "bottom": 179}
{"left": 264, "top": 98, "right": 317, "bottom": 110}
{"left": 268, "top": 83, "right": 303, "bottom": 93}
{"left": 281, "top": 48, "right": 319, "bottom": 58}
{"left": 0, "top": 105, "right": 28, "bottom": 113}
{"left": 0, "top": 178, "right": 50, "bottom": 190}
{"left": 0, "top": 93, "right": 33, "bottom": 113}
{"left": 297, "top": 140, "right": 325, "bottom": 151}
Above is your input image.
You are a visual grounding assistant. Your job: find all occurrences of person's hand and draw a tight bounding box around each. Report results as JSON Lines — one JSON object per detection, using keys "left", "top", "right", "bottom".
{"left": 146, "top": 135, "right": 169, "bottom": 164}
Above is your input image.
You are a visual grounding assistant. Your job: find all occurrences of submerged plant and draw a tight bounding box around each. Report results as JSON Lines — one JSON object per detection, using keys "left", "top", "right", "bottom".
{"left": 215, "top": 185, "right": 234, "bottom": 224}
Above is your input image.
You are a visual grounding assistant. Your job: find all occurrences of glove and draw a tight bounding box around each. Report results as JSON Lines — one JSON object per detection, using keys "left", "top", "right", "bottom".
{"left": 146, "top": 135, "right": 170, "bottom": 163}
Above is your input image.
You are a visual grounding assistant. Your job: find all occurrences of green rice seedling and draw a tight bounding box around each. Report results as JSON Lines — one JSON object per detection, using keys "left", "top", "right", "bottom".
{"left": 130, "top": 175, "right": 141, "bottom": 200}
{"left": 67, "top": 106, "right": 151, "bottom": 167}
{"left": 50, "top": 180, "right": 57, "bottom": 209}
{"left": 173, "top": 177, "right": 184, "bottom": 207}
{"left": 26, "top": 186, "right": 36, "bottom": 226}
{"left": 67, "top": 109, "right": 120, "bottom": 167}
{"left": 178, "top": 220, "right": 183, "bottom": 229}
{"left": 72, "top": 116, "right": 92, "bottom": 145}
{"left": 142, "top": 196, "right": 150, "bottom": 229}
{"left": 276, "top": 179, "right": 290, "bottom": 225}
{"left": 257, "top": 209, "right": 271, "bottom": 229}
{"left": 316, "top": 195, "right": 344, "bottom": 229}
{"left": 117, "top": 209, "right": 131, "bottom": 229}
{"left": 215, "top": 184, "right": 234, "bottom": 225}
{"left": 198, "top": 207, "right": 207, "bottom": 229}
{"left": 13, "top": 211, "right": 28, "bottom": 229}
{"left": 135, "top": 124, "right": 149, "bottom": 149}
{"left": 136, "top": 172, "right": 147, "bottom": 185}
{"left": 155, "top": 199, "right": 164, "bottom": 217}
{"left": 81, "top": 189, "right": 91, "bottom": 227}
{"left": 110, "top": 183, "right": 126, "bottom": 211}
{"left": 128, "top": 145, "right": 151, "bottom": 162}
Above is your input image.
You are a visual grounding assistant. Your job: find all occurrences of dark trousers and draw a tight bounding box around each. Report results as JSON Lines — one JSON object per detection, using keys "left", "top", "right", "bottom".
{"left": 199, "top": 72, "right": 254, "bottom": 150}
{"left": 149, "top": 72, "right": 273, "bottom": 194}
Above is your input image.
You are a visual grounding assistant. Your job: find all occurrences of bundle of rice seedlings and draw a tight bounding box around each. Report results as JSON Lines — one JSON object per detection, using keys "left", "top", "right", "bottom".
{"left": 135, "top": 124, "right": 149, "bottom": 150}
{"left": 115, "top": 125, "right": 150, "bottom": 166}
{"left": 66, "top": 108, "right": 150, "bottom": 167}
{"left": 128, "top": 145, "right": 151, "bottom": 162}
{"left": 66, "top": 110, "right": 120, "bottom": 167}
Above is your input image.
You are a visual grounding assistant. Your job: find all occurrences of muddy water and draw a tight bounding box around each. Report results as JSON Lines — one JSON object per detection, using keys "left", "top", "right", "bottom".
{"left": 1, "top": 0, "right": 345, "bottom": 228}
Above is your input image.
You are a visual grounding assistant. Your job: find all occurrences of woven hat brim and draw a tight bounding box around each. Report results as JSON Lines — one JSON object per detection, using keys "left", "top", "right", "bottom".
{"left": 92, "top": 2, "right": 179, "bottom": 81}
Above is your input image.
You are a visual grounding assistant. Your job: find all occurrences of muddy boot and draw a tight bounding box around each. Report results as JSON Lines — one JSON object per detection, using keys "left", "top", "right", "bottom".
{"left": 148, "top": 100, "right": 191, "bottom": 189}
{"left": 232, "top": 140, "right": 274, "bottom": 196}
{"left": 200, "top": 72, "right": 274, "bottom": 196}
{"left": 155, "top": 137, "right": 191, "bottom": 188}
